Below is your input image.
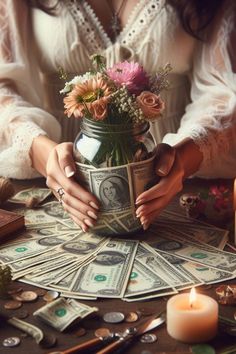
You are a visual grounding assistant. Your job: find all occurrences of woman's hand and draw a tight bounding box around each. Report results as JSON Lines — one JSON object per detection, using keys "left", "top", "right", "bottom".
{"left": 30, "top": 135, "right": 99, "bottom": 232}
{"left": 135, "top": 140, "right": 203, "bottom": 230}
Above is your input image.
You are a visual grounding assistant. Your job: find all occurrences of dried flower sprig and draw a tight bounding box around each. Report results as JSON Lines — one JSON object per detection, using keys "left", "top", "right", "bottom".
{"left": 150, "top": 63, "right": 172, "bottom": 94}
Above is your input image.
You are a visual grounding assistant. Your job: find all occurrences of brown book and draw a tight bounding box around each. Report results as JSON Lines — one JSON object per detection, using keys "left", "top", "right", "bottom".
{"left": 0, "top": 209, "right": 25, "bottom": 241}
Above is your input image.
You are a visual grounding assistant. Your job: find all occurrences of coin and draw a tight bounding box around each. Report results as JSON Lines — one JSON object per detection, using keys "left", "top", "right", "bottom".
{"left": 2, "top": 337, "right": 21, "bottom": 347}
{"left": 94, "top": 327, "right": 111, "bottom": 338}
{"left": 4, "top": 300, "right": 22, "bottom": 310}
{"left": 140, "top": 333, "right": 157, "bottom": 343}
{"left": 39, "top": 334, "right": 57, "bottom": 349}
{"left": 18, "top": 290, "right": 38, "bottom": 302}
{"left": 125, "top": 311, "right": 139, "bottom": 323}
{"left": 11, "top": 309, "right": 29, "bottom": 319}
{"left": 12, "top": 294, "right": 24, "bottom": 301}
{"left": 75, "top": 328, "right": 86, "bottom": 337}
{"left": 138, "top": 308, "right": 154, "bottom": 316}
{"left": 103, "top": 311, "right": 125, "bottom": 324}
{"left": 43, "top": 290, "right": 59, "bottom": 302}
{"left": 34, "top": 288, "right": 47, "bottom": 297}
{"left": 7, "top": 286, "right": 23, "bottom": 295}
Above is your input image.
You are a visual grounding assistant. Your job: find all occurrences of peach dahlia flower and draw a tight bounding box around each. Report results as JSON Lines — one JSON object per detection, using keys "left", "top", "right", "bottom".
{"left": 64, "top": 74, "right": 112, "bottom": 120}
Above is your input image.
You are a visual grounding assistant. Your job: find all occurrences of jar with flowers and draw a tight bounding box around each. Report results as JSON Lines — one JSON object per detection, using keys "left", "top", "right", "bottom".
{"left": 61, "top": 55, "right": 171, "bottom": 236}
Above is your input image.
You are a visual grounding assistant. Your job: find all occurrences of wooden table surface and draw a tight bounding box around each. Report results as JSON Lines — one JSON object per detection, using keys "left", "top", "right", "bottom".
{"left": 0, "top": 177, "right": 235, "bottom": 354}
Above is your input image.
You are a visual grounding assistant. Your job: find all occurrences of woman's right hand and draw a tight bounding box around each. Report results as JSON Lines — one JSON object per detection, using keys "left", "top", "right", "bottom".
{"left": 30, "top": 135, "right": 100, "bottom": 232}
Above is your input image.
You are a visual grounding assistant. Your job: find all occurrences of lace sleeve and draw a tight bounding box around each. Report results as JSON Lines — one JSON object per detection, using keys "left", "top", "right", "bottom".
{"left": 163, "top": 1, "right": 236, "bottom": 178}
{"left": 0, "top": 0, "right": 61, "bottom": 179}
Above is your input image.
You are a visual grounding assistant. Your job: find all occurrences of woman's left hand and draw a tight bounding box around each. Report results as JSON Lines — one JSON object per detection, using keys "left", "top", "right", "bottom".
{"left": 135, "top": 141, "right": 203, "bottom": 230}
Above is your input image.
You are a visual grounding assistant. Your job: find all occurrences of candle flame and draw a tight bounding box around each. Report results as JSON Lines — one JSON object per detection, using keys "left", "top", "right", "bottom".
{"left": 189, "top": 287, "right": 197, "bottom": 308}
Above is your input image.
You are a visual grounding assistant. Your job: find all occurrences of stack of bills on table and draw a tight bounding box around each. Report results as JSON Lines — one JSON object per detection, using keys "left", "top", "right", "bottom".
{"left": 33, "top": 298, "right": 98, "bottom": 331}
{"left": 0, "top": 187, "right": 234, "bottom": 302}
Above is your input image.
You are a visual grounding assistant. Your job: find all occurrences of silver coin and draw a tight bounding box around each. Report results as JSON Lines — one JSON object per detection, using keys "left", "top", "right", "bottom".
{"left": 43, "top": 290, "right": 59, "bottom": 302}
{"left": 140, "top": 333, "right": 157, "bottom": 343}
{"left": 2, "top": 337, "right": 21, "bottom": 347}
{"left": 103, "top": 311, "right": 125, "bottom": 324}
{"left": 11, "top": 309, "right": 29, "bottom": 319}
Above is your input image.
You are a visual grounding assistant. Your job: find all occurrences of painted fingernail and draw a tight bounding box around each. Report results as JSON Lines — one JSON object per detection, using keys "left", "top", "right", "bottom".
{"left": 143, "top": 223, "right": 149, "bottom": 231}
{"left": 140, "top": 217, "right": 147, "bottom": 225}
{"left": 65, "top": 166, "right": 75, "bottom": 178}
{"left": 84, "top": 219, "right": 94, "bottom": 227}
{"left": 136, "top": 198, "right": 144, "bottom": 205}
{"left": 89, "top": 201, "right": 99, "bottom": 210}
{"left": 82, "top": 225, "right": 87, "bottom": 233}
{"left": 87, "top": 210, "right": 98, "bottom": 220}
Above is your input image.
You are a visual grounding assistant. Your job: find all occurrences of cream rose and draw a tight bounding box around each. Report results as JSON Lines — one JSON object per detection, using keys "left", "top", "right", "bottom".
{"left": 137, "top": 91, "right": 165, "bottom": 120}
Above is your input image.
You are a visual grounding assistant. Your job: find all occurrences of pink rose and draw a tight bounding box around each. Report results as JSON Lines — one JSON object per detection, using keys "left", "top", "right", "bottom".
{"left": 137, "top": 91, "right": 165, "bottom": 120}
{"left": 90, "top": 97, "right": 108, "bottom": 121}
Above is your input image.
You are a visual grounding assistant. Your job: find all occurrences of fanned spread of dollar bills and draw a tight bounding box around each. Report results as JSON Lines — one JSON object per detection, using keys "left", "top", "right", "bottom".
{"left": 0, "top": 187, "right": 234, "bottom": 303}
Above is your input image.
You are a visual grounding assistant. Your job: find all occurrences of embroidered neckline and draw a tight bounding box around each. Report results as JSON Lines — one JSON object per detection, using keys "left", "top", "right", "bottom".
{"left": 84, "top": 0, "right": 146, "bottom": 45}
{"left": 65, "top": 0, "right": 165, "bottom": 53}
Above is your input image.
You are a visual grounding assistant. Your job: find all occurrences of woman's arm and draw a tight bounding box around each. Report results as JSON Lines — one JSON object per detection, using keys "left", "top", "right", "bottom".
{"left": 30, "top": 135, "right": 100, "bottom": 232}
{"left": 0, "top": 0, "right": 61, "bottom": 179}
{"left": 163, "top": 1, "right": 236, "bottom": 178}
{"left": 136, "top": 1, "right": 236, "bottom": 229}
{"left": 0, "top": 1, "right": 100, "bottom": 231}
{"left": 135, "top": 139, "right": 203, "bottom": 229}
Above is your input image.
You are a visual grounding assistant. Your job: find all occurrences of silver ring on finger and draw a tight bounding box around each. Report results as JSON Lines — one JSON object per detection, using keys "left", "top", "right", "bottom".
{"left": 56, "top": 187, "right": 65, "bottom": 204}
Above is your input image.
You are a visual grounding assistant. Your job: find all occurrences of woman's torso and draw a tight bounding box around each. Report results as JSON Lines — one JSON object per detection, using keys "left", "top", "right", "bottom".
{"left": 31, "top": 0, "right": 196, "bottom": 143}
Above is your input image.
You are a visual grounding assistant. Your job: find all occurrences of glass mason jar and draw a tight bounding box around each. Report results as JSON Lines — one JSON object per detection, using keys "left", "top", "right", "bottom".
{"left": 74, "top": 118, "right": 156, "bottom": 236}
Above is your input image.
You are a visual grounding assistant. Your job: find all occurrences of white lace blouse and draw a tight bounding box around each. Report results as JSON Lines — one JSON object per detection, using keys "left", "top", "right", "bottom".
{"left": 0, "top": 0, "right": 235, "bottom": 179}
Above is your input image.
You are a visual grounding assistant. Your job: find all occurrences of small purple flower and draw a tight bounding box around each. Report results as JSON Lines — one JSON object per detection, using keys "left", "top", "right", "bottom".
{"left": 106, "top": 61, "right": 149, "bottom": 95}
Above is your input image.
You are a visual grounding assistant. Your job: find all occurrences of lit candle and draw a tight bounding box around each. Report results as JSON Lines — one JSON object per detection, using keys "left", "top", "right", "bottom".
{"left": 167, "top": 288, "right": 218, "bottom": 343}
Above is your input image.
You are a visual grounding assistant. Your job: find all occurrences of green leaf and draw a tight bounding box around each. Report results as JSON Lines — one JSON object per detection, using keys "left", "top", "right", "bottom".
{"left": 191, "top": 344, "right": 216, "bottom": 354}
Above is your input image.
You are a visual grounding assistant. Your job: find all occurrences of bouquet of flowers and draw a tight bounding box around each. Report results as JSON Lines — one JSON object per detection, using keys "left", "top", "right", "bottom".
{"left": 60, "top": 55, "right": 171, "bottom": 167}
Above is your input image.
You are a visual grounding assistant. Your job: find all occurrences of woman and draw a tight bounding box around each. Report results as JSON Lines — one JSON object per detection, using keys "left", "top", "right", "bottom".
{"left": 0, "top": 0, "right": 235, "bottom": 232}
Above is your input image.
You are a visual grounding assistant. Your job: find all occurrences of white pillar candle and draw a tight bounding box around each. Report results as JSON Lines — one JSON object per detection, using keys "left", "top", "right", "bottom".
{"left": 167, "top": 288, "right": 218, "bottom": 343}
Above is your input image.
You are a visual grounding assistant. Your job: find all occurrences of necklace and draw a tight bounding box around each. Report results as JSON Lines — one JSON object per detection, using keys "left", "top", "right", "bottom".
{"left": 106, "top": 0, "right": 127, "bottom": 40}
